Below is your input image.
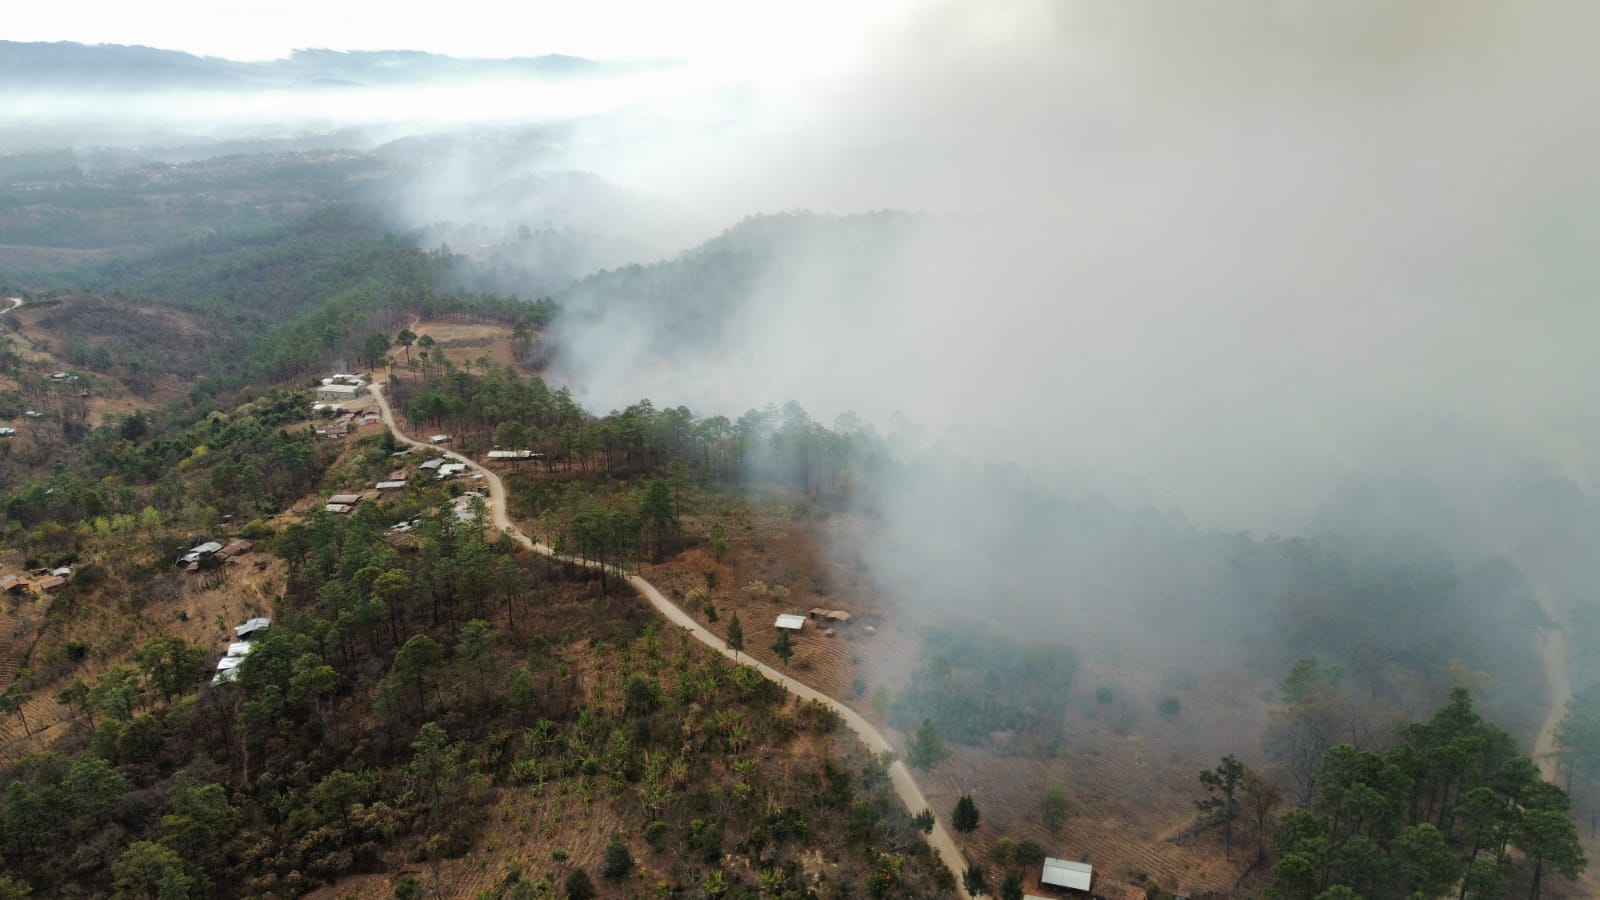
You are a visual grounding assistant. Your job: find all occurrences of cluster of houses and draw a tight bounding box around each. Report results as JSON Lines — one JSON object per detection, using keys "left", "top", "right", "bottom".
{"left": 418, "top": 459, "right": 472, "bottom": 480}
{"left": 774, "top": 607, "right": 855, "bottom": 636}
{"left": 0, "top": 566, "right": 72, "bottom": 596}
{"left": 0, "top": 398, "right": 57, "bottom": 435}
{"left": 326, "top": 493, "right": 366, "bottom": 514}
{"left": 176, "top": 538, "right": 253, "bottom": 572}
{"left": 213, "top": 617, "right": 270, "bottom": 685}
{"left": 310, "top": 374, "right": 378, "bottom": 438}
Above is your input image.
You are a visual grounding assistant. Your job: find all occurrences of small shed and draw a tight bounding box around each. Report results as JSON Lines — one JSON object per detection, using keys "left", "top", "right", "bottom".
{"left": 418, "top": 458, "right": 443, "bottom": 471}
{"left": 0, "top": 574, "right": 26, "bottom": 594}
{"left": 775, "top": 614, "right": 806, "bottom": 631}
{"left": 437, "top": 463, "right": 468, "bottom": 479}
{"left": 225, "top": 641, "right": 254, "bottom": 658}
{"left": 375, "top": 480, "right": 407, "bottom": 490}
{"left": 35, "top": 575, "right": 66, "bottom": 592}
{"left": 429, "top": 434, "right": 451, "bottom": 444}
{"left": 0, "top": 428, "right": 14, "bottom": 437}
{"left": 1040, "top": 858, "right": 1093, "bottom": 895}
{"left": 328, "top": 493, "right": 363, "bottom": 506}
{"left": 325, "top": 503, "right": 354, "bottom": 514}
{"left": 235, "top": 617, "right": 271, "bottom": 639}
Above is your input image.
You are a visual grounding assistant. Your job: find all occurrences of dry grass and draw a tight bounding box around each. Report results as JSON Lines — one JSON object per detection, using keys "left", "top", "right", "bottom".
{"left": 600, "top": 486, "right": 1275, "bottom": 895}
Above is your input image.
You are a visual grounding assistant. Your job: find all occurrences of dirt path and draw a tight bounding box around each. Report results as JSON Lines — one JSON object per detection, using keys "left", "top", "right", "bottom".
{"left": 370, "top": 382, "right": 973, "bottom": 897}
{"left": 1, "top": 297, "right": 21, "bottom": 316}
{"left": 1533, "top": 588, "right": 1573, "bottom": 782}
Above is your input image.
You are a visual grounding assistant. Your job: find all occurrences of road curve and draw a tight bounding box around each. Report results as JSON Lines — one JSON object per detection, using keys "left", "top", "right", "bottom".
{"left": 369, "top": 382, "right": 972, "bottom": 896}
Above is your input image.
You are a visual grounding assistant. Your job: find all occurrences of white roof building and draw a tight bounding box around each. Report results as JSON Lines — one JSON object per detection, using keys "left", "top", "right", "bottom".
{"left": 226, "top": 641, "right": 254, "bottom": 658}
{"left": 316, "top": 383, "right": 365, "bottom": 401}
{"left": 775, "top": 614, "right": 806, "bottom": 631}
{"left": 437, "top": 463, "right": 468, "bottom": 479}
{"left": 418, "top": 458, "right": 443, "bottom": 471}
{"left": 375, "top": 480, "right": 407, "bottom": 490}
{"left": 1040, "top": 858, "right": 1093, "bottom": 893}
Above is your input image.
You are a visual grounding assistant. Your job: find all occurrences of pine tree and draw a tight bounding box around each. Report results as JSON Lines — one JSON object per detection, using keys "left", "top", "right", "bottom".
{"left": 952, "top": 794, "right": 981, "bottom": 834}
{"left": 726, "top": 613, "right": 744, "bottom": 652}
{"left": 770, "top": 628, "right": 795, "bottom": 666}
{"left": 907, "top": 719, "right": 948, "bottom": 771}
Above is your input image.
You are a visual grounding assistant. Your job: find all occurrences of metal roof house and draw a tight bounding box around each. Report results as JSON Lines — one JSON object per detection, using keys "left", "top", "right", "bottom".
{"left": 375, "top": 480, "right": 407, "bottom": 490}
{"left": 179, "top": 541, "right": 224, "bottom": 565}
{"left": 316, "top": 382, "right": 365, "bottom": 401}
{"left": 235, "top": 617, "right": 271, "bottom": 639}
{"left": 775, "top": 614, "right": 807, "bottom": 631}
{"left": 487, "top": 449, "right": 542, "bottom": 459}
{"left": 328, "top": 493, "right": 363, "bottom": 506}
{"left": 418, "top": 458, "right": 443, "bottom": 471}
{"left": 1040, "top": 858, "right": 1093, "bottom": 894}
{"left": 215, "top": 539, "right": 253, "bottom": 561}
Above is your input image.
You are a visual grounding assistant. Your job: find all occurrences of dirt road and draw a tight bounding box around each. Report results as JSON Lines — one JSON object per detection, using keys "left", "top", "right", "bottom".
{"left": 1533, "top": 589, "right": 1573, "bottom": 782}
{"left": 370, "top": 382, "right": 973, "bottom": 897}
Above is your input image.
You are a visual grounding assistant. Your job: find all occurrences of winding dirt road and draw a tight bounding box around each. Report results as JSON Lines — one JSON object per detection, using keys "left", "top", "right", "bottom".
{"left": 370, "top": 382, "right": 973, "bottom": 897}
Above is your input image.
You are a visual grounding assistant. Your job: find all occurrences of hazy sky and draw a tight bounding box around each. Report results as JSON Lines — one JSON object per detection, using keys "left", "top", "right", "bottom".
{"left": 8, "top": 1, "right": 908, "bottom": 74}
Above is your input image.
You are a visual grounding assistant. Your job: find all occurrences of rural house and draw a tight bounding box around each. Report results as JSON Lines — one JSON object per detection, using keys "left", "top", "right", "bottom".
{"left": 235, "top": 617, "right": 271, "bottom": 639}
{"left": 775, "top": 614, "right": 806, "bottom": 631}
{"left": 1034, "top": 858, "right": 1093, "bottom": 897}
{"left": 316, "top": 382, "right": 365, "bottom": 401}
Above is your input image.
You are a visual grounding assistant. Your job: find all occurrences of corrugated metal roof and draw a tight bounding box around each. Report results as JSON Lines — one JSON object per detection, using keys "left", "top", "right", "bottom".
{"left": 1041, "top": 858, "right": 1092, "bottom": 891}
{"left": 775, "top": 614, "right": 806, "bottom": 630}
{"left": 235, "top": 617, "right": 271, "bottom": 637}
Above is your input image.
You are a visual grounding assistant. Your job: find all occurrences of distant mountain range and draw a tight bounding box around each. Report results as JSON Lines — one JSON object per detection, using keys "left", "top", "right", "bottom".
{"left": 0, "top": 41, "right": 672, "bottom": 92}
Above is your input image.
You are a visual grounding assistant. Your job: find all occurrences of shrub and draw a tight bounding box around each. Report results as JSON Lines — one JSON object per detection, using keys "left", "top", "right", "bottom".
{"left": 564, "top": 868, "right": 595, "bottom": 900}
{"left": 1159, "top": 697, "right": 1181, "bottom": 721}
{"left": 1014, "top": 840, "right": 1046, "bottom": 868}
{"left": 601, "top": 836, "right": 634, "bottom": 879}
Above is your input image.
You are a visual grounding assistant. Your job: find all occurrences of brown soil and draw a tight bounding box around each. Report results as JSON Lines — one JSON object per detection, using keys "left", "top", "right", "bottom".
{"left": 402, "top": 320, "right": 541, "bottom": 377}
